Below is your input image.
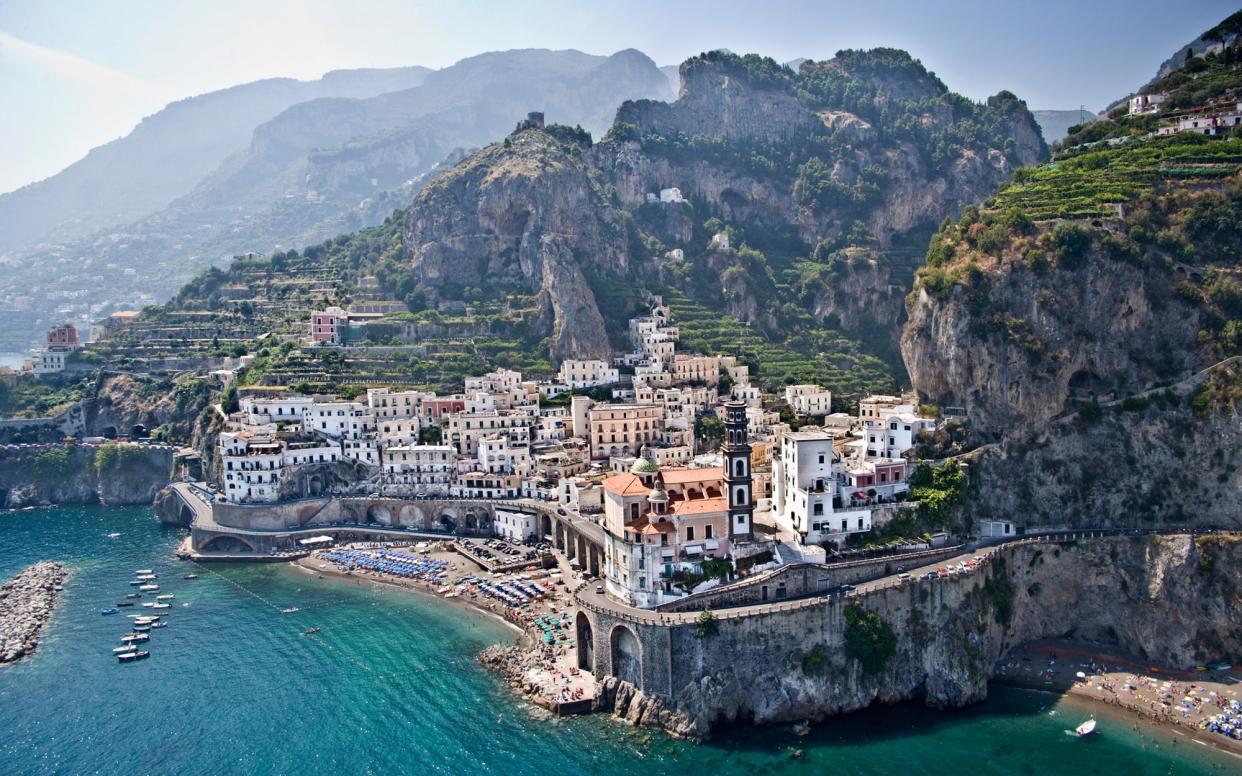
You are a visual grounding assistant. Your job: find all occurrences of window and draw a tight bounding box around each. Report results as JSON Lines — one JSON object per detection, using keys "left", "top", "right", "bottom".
{"left": 705, "top": 524, "right": 713, "bottom": 539}
{"left": 818, "top": 454, "right": 825, "bottom": 464}
{"left": 686, "top": 526, "right": 695, "bottom": 541}
{"left": 813, "top": 503, "right": 823, "bottom": 516}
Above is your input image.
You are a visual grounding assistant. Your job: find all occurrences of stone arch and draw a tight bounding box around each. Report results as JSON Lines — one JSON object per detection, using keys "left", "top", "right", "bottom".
{"left": 307, "top": 473, "right": 326, "bottom": 497}
{"left": 541, "top": 514, "right": 552, "bottom": 540}
{"left": 465, "top": 513, "right": 479, "bottom": 530}
{"left": 439, "top": 514, "right": 456, "bottom": 532}
{"left": 399, "top": 504, "right": 426, "bottom": 529}
{"left": 609, "top": 624, "right": 642, "bottom": 686}
{"left": 201, "top": 535, "right": 257, "bottom": 553}
{"left": 735, "top": 486, "right": 747, "bottom": 504}
{"left": 734, "top": 458, "right": 746, "bottom": 477}
{"left": 576, "top": 611, "right": 594, "bottom": 671}
{"left": 367, "top": 504, "right": 393, "bottom": 525}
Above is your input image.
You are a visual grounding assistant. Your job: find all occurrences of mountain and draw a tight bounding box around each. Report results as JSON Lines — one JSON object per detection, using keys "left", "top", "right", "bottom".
{"left": 901, "top": 12, "right": 1242, "bottom": 532}
{"left": 1031, "top": 109, "right": 1095, "bottom": 143}
{"left": 399, "top": 49, "right": 1045, "bottom": 375}
{"left": 0, "top": 66, "right": 431, "bottom": 253}
{"left": 0, "top": 49, "right": 673, "bottom": 350}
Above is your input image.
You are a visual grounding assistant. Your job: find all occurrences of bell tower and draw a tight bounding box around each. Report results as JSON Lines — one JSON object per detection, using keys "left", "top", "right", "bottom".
{"left": 722, "top": 400, "right": 753, "bottom": 541}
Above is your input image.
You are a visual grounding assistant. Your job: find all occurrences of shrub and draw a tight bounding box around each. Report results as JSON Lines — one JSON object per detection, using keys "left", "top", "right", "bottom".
{"left": 693, "top": 610, "right": 719, "bottom": 638}
{"left": 843, "top": 603, "right": 897, "bottom": 674}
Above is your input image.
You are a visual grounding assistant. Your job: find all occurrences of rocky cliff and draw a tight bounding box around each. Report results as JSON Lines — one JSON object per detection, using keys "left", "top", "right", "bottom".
{"left": 401, "top": 49, "right": 1046, "bottom": 369}
{"left": 0, "top": 444, "right": 173, "bottom": 509}
{"left": 591, "top": 534, "right": 1242, "bottom": 739}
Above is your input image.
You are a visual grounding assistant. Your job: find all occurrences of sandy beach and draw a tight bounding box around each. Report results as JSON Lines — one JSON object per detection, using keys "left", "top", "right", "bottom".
{"left": 290, "top": 541, "right": 597, "bottom": 709}
{"left": 996, "top": 640, "right": 1242, "bottom": 760}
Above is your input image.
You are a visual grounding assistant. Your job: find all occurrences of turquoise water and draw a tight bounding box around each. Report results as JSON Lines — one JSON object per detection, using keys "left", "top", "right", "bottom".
{"left": 0, "top": 506, "right": 1234, "bottom": 775}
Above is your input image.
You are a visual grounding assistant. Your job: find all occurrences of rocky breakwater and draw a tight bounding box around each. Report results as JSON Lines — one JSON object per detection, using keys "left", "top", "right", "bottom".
{"left": 0, "top": 562, "right": 67, "bottom": 664}
{"left": 0, "top": 442, "right": 174, "bottom": 509}
{"left": 571, "top": 534, "right": 1242, "bottom": 739}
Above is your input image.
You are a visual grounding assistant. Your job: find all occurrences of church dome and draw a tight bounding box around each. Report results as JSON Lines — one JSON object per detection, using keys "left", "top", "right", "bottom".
{"left": 630, "top": 445, "right": 659, "bottom": 475}
{"left": 647, "top": 485, "right": 667, "bottom": 503}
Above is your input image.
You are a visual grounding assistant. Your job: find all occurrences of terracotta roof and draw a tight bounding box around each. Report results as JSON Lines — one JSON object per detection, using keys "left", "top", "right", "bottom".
{"left": 603, "top": 473, "right": 649, "bottom": 497}
{"left": 659, "top": 466, "right": 723, "bottom": 485}
{"left": 633, "top": 517, "right": 676, "bottom": 534}
{"left": 671, "top": 496, "right": 728, "bottom": 516}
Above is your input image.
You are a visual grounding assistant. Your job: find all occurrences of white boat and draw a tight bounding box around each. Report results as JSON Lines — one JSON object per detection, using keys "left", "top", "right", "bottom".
{"left": 117, "top": 650, "right": 149, "bottom": 662}
{"left": 139, "top": 584, "right": 159, "bottom": 591}
{"left": 152, "top": 603, "right": 170, "bottom": 610}
{"left": 156, "top": 594, "right": 174, "bottom": 601}
{"left": 112, "top": 645, "right": 133, "bottom": 654}
{"left": 135, "top": 569, "right": 153, "bottom": 575}
{"left": 141, "top": 602, "right": 156, "bottom": 608}
{"left": 136, "top": 574, "right": 157, "bottom": 581}
{"left": 1076, "top": 719, "right": 1097, "bottom": 736}
{"left": 120, "top": 633, "right": 149, "bottom": 644}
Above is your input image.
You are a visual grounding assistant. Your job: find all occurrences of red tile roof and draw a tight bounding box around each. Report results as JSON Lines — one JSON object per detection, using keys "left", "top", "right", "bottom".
{"left": 603, "top": 473, "right": 649, "bottom": 497}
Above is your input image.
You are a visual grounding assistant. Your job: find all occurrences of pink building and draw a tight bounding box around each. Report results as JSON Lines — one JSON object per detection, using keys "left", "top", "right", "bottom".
{"left": 311, "top": 307, "right": 346, "bottom": 344}
{"left": 47, "top": 324, "right": 79, "bottom": 349}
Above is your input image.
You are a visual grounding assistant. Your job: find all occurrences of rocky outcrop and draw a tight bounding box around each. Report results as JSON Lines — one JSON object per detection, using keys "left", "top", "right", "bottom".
{"left": 0, "top": 444, "right": 173, "bottom": 509}
{"left": 903, "top": 254, "right": 1206, "bottom": 440}
{"left": 590, "top": 534, "right": 1242, "bottom": 739}
{"left": 404, "top": 130, "right": 618, "bottom": 361}
{"left": 0, "top": 562, "right": 67, "bottom": 665}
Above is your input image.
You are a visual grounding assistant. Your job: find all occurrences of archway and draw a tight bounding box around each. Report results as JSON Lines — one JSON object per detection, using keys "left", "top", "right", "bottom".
{"left": 200, "top": 535, "right": 257, "bottom": 553}
{"left": 367, "top": 504, "right": 392, "bottom": 525}
{"left": 609, "top": 625, "right": 642, "bottom": 686}
{"left": 439, "top": 514, "right": 457, "bottom": 532}
{"left": 307, "top": 474, "right": 325, "bottom": 497}
{"left": 465, "top": 513, "right": 479, "bottom": 531}
{"left": 541, "top": 514, "right": 552, "bottom": 540}
{"left": 576, "top": 611, "right": 594, "bottom": 671}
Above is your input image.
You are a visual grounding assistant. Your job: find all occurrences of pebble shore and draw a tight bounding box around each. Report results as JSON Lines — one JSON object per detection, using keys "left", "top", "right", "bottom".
{"left": 0, "top": 561, "right": 68, "bottom": 664}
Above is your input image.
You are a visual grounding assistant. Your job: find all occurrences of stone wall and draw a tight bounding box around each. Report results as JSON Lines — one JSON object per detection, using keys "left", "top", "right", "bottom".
{"left": 576, "top": 533, "right": 1242, "bottom": 739}
{"left": 656, "top": 545, "right": 964, "bottom": 613}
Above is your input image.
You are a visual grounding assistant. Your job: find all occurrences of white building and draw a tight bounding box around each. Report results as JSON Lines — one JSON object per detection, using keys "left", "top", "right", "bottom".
{"left": 557, "top": 359, "right": 619, "bottom": 389}
{"left": 239, "top": 395, "right": 314, "bottom": 427}
{"left": 382, "top": 444, "right": 454, "bottom": 492}
{"left": 494, "top": 508, "right": 538, "bottom": 542}
{"left": 863, "top": 411, "right": 936, "bottom": 460}
{"left": 478, "top": 434, "right": 531, "bottom": 476}
{"left": 772, "top": 429, "right": 872, "bottom": 546}
{"left": 785, "top": 384, "right": 832, "bottom": 417}
{"left": 304, "top": 401, "right": 374, "bottom": 440}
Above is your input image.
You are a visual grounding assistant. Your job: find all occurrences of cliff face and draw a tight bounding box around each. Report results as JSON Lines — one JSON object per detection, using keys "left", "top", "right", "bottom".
{"left": 0, "top": 444, "right": 173, "bottom": 508}
{"left": 600, "top": 535, "right": 1242, "bottom": 738}
{"left": 400, "top": 50, "right": 1046, "bottom": 363}
{"left": 404, "top": 130, "right": 619, "bottom": 361}
{"left": 903, "top": 254, "right": 1206, "bottom": 438}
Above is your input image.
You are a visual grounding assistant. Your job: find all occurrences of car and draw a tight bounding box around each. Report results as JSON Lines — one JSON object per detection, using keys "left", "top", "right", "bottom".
{"left": 897, "top": 573, "right": 912, "bottom": 582}
{"left": 595, "top": 585, "right": 604, "bottom": 594}
{"left": 840, "top": 584, "right": 856, "bottom": 593}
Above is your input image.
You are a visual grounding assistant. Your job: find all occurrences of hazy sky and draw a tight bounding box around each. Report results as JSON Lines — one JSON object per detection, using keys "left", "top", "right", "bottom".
{"left": 1, "top": 0, "right": 1238, "bottom": 194}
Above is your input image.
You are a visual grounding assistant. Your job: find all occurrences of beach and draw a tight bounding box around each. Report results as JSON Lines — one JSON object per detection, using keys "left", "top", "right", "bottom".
{"left": 996, "top": 640, "right": 1242, "bottom": 760}
{"left": 291, "top": 540, "right": 597, "bottom": 711}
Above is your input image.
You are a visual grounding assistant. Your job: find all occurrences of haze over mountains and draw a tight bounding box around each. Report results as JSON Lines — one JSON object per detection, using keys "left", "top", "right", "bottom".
{"left": 0, "top": 48, "right": 674, "bottom": 350}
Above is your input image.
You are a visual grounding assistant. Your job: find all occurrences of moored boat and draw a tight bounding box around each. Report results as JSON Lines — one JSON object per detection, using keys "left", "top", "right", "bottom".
{"left": 100, "top": 608, "right": 118, "bottom": 615}
{"left": 112, "top": 645, "right": 133, "bottom": 654}
{"left": 126, "top": 593, "right": 141, "bottom": 599}
{"left": 1076, "top": 719, "right": 1097, "bottom": 737}
{"left": 116, "top": 601, "right": 134, "bottom": 607}
{"left": 139, "top": 584, "right": 159, "bottom": 591}
{"left": 135, "top": 569, "right": 153, "bottom": 575}
{"left": 156, "top": 594, "right": 174, "bottom": 601}
{"left": 117, "top": 650, "right": 149, "bottom": 662}
{"left": 152, "top": 603, "right": 170, "bottom": 610}
{"left": 183, "top": 574, "right": 198, "bottom": 580}
{"left": 150, "top": 621, "right": 168, "bottom": 629}
{"left": 120, "top": 633, "right": 149, "bottom": 644}
{"left": 136, "top": 574, "right": 157, "bottom": 581}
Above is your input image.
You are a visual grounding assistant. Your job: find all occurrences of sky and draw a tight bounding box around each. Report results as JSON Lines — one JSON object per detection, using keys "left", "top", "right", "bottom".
{"left": 0, "top": 0, "right": 1239, "bottom": 194}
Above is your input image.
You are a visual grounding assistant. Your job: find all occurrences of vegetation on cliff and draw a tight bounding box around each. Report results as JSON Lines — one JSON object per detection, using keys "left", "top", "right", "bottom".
{"left": 843, "top": 602, "right": 897, "bottom": 674}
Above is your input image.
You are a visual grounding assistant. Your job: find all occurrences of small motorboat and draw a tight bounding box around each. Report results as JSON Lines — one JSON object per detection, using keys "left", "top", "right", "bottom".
{"left": 131, "top": 625, "right": 151, "bottom": 633}
{"left": 136, "top": 574, "right": 157, "bottom": 581}
{"left": 112, "top": 645, "right": 133, "bottom": 654}
{"left": 125, "top": 593, "right": 142, "bottom": 599}
{"left": 117, "top": 650, "right": 149, "bottom": 662}
{"left": 135, "top": 569, "right": 153, "bottom": 574}
{"left": 100, "top": 608, "right": 118, "bottom": 615}
{"left": 281, "top": 607, "right": 300, "bottom": 614}
{"left": 120, "top": 633, "right": 149, "bottom": 644}
{"left": 303, "top": 627, "right": 321, "bottom": 636}
{"left": 116, "top": 601, "right": 135, "bottom": 607}
{"left": 152, "top": 603, "right": 171, "bottom": 610}
{"left": 1076, "top": 719, "right": 1097, "bottom": 737}
{"left": 142, "top": 602, "right": 156, "bottom": 608}
{"left": 128, "top": 580, "right": 143, "bottom": 586}
{"left": 139, "top": 584, "right": 159, "bottom": 592}
{"left": 156, "top": 594, "right": 174, "bottom": 601}
{"left": 106, "top": 532, "right": 121, "bottom": 538}
{"left": 150, "top": 621, "right": 168, "bottom": 629}
{"left": 183, "top": 574, "right": 199, "bottom": 580}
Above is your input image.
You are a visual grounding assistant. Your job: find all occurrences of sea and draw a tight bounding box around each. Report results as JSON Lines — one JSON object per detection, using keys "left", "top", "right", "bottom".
{"left": 0, "top": 505, "right": 1234, "bottom": 776}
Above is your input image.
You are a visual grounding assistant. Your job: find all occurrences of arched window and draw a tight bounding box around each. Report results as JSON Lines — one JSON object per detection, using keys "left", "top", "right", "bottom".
{"left": 734, "top": 459, "right": 746, "bottom": 477}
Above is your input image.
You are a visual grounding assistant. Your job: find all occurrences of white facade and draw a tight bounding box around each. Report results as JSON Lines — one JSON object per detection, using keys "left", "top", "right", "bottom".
{"left": 772, "top": 429, "right": 872, "bottom": 545}
{"left": 478, "top": 435, "right": 531, "bottom": 476}
{"left": 382, "top": 444, "right": 454, "bottom": 491}
{"left": 785, "top": 384, "right": 833, "bottom": 417}
{"left": 305, "top": 401, "right": 374, "bottom": 440}
{"left": 863, "top": 412, "right": 935, "bottom": 459}
{"left": 239, "top": 395, "right": 314, "bottom": 427}
{"left": 494, "top": 508, "right": 538, "bottom": 542}
{"left": 557, "top": 359, "right": 620, "bottom": 389}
